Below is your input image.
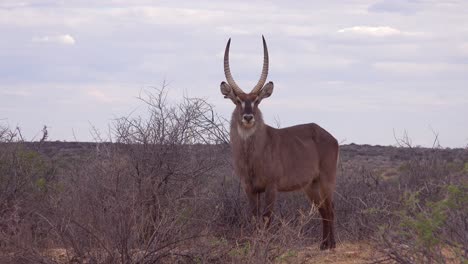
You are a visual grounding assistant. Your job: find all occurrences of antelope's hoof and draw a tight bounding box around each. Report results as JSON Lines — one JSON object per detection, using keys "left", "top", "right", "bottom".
{"left": 320, "top": 239, "right": 336, "bottom": 250}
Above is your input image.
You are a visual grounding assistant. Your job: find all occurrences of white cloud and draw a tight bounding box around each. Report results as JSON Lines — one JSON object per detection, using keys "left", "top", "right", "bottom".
{"left": 373, "top": 62, "right": 468, "bottom": 74}
{"left": 32, "top": 34, "right": 76, "bottom": 45}
{"left": 217, "top": 26, "right": 253, "bottom": 36}
{"left": 0, "top": 1, "right": 29, "bottom": 9}
{"left": 395, "top": 92, "right": 468, "bottom": 107}
{"left": 0, "top": 89, "right": 31, "bottom": 97}
{"left": 58, "top": 35, "right": 76, "bottom": 45}
{"left": 106, "top": 6, "right": 225, "bottom": 26}
{"left": 274, "top": 53, "right": 355, "bottom": 71}
{"left": 87, "top": 88, "right": 118, "bottom": 103}
{"left": 459, "top": 42, "right": 468, "bottom": 56}
{"left": 279, "top": 25, "right": 322, "bottom": 37}
{"left": 1, "top": 1, "right": 468, "bottom": 147}
{"left": 337, "top": 26, "right": 415, "bottom": 37}
{"left": 368, "top": 0, "right": 423, "bottom": 14}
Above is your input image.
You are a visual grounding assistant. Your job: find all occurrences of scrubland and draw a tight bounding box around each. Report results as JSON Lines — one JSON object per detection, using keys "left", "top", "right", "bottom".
{"left": 1, "top": 88, "right": 466, "bottom": 263}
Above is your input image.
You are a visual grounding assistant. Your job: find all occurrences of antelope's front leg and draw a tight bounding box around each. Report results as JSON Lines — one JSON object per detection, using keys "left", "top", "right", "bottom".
{"left": 263, "top": 187, "right": 277, "bottom": 226}
{"left": 246, "top": 188, "right": 261, "bottom": 218}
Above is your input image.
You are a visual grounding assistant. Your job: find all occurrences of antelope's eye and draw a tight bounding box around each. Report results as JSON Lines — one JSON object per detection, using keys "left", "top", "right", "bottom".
{"left": 236, "top": 98, "right": 242, "bottom": 104}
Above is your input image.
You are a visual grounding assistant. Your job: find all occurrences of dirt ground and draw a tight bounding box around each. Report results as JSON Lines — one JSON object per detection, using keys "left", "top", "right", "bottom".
{"left": 279, "top": 242, "right": 387, "bottom": 264}
{"left": 41, "top": 242, "right": 386, "bottom": 263}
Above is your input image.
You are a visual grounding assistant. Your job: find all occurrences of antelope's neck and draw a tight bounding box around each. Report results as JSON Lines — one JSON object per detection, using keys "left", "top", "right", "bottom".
{"left": 236, "top": 125, "right": 257, "bottom": 141}
{"left": 230, "top": 121, "right": 266, "bottom": 146}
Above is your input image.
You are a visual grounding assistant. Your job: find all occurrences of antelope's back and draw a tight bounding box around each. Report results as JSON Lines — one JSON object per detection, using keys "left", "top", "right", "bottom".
{"left": 262, "top": 123, "right": 330, "bottom": 190}
{"left": 271, "top": 123, "right": 338, "bottom": 186}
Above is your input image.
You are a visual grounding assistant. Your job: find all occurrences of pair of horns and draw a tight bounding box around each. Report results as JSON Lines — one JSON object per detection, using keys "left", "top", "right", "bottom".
{"left": 224, "top": 35, "right": 269, "bottom": 94}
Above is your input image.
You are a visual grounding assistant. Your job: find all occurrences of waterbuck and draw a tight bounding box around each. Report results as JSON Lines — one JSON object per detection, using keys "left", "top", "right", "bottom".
{"left": 219, "top": 36, "right": 339, "bottom": 250}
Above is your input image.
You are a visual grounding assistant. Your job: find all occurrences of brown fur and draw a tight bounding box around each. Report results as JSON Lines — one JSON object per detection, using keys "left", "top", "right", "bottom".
{"left": 229, "top": 103, "right": 339, "bottom": 250}
{"left": 220, "top": 37, "right": 339, "bottom": 250}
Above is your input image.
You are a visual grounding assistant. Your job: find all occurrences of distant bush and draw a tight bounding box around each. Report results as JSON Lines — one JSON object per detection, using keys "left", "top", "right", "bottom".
{"left": 1, "top": 96, "right": 468, "bottom": 263}
{"left": 0, "top": 85, "right": 230, "bottom": 263}
{"left": 372, "top": 146, "right": 468, "bottom": 264}
{"left": 0, "top": 130, "right": 56, "bottom": 255}
{"left": 377, "top": 184, "right": 467, "bottom": 263}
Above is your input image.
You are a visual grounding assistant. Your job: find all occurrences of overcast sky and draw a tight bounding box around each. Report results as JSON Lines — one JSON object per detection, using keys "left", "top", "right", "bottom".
{"left": 1, "top": 0, "right": 467, "bottom": 147}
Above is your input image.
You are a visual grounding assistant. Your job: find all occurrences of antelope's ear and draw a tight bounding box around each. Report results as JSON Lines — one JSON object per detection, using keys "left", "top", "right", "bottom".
{"left": 258, "top": 81, "right": 274, "bottom": 100}
{"left": 220, "top": 81, "right": 237, "bottom": 103}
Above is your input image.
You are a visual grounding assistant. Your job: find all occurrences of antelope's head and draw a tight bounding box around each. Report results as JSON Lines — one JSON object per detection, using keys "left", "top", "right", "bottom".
{"left": 220, "top": 36, "right": 274, "bottom": 129}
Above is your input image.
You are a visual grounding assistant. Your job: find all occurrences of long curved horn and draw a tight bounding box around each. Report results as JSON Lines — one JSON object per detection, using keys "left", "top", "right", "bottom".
{"left": 224, "top": 38, "right": 244, "bottom": 94}
{"left": 251, "top": 35, "right": 269, "bottom": 94}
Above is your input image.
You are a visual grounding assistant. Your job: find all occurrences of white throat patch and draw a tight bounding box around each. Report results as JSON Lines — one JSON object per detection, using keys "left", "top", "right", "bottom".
{"left": 237, "top": 125, "right": 256, "bottom": 140}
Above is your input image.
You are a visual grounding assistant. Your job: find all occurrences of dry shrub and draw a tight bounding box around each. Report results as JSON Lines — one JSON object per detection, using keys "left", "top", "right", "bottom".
{"left": 0, "top": 84, "right": 230, "bottom": 263}
{"left": 0, "top": 127, "right": 56, "bottom": 261}
{"left": 210, "top": 163, "right": 331, "bottom": 263}
{"left": 329, "top": 143, "right": 467, "bottom": 263}
{"left": 202, "top": 209, "right": 323, "bottom": 263}
{"left": 374, "top": 148, "right": 468, "bottom": 264}
{"left": 1, "top": 91, "right": 467, "bottom": 263}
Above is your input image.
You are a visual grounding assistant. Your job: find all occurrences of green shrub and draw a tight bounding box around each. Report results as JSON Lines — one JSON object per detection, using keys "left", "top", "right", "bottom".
{"left": 380, "top": 184, "right": 467, "bottom": 263}
{"left": 463, "top": 162, "right": 468, "bottom": 173}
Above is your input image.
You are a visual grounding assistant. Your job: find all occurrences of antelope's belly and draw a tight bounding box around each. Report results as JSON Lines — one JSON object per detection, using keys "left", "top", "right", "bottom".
{"left": 276, "top": 172, "right": 315, "bottom": 192}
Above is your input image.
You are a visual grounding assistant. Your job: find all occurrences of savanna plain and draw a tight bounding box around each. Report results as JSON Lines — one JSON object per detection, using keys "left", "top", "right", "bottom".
{"left": 0, "top": 88, "right": 466, "bottom": 263}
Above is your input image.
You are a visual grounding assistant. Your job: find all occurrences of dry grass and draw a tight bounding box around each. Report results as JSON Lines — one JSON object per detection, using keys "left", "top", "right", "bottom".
{"left": 0, "top": 141, "right": 466, "bottom": 263}
{"left": 272, "top": 242, "right": 383, "bottom": 264}
{"left": 1, "top": 88, "right": 467, "bottom": 263}
{"left": 36, "top": 242, "right": 381, "bottom": 264}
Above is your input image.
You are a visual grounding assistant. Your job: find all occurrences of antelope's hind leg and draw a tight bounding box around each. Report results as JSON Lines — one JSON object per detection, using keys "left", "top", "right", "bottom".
{"left": 305, "top": 180, "right": 336, "bottom": 250}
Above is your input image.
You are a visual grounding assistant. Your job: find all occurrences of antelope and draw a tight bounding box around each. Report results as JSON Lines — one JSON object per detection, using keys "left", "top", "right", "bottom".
{"left": 220, "top": 36, "right": 339, "bottom": 250}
